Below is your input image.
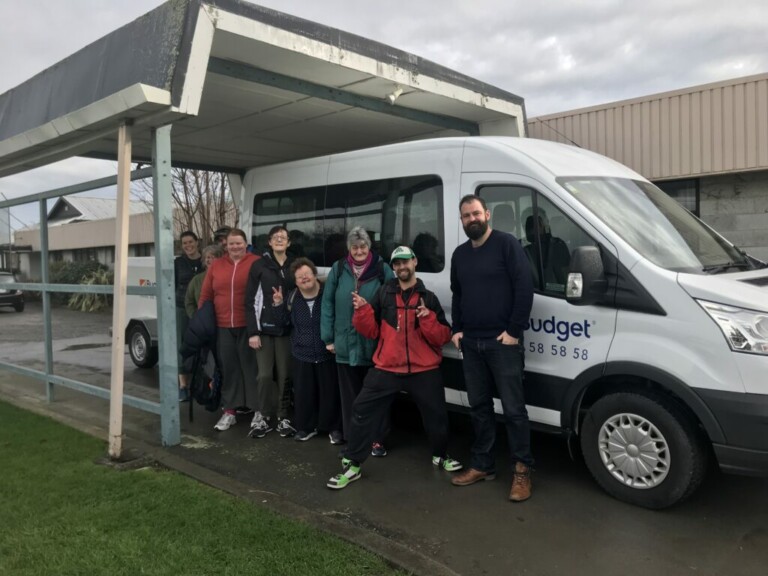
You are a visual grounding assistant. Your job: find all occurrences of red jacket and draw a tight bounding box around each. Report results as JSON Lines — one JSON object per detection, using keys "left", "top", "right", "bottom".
{"left": 352, "top": 279, "right": 451, "bottom": 374}
{"left": 199, "top": 252, "right": 259, "bottom": 328}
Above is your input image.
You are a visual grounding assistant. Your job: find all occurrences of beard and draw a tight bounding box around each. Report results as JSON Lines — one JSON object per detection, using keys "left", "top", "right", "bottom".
{"left": 463, "top": 219, "right": 488, "bottom": 240}
{"left": 396, "top": 267, "right": 414, "bottom": 282}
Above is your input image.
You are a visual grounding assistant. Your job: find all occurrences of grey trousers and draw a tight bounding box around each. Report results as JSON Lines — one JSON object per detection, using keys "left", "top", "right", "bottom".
{"left": 255, "top": 334, "right": 293, "bottom": 421}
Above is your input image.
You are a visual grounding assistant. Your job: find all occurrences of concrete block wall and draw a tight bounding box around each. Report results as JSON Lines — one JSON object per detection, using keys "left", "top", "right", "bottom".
{"left": 699, "top": 171, "right": 768, "bottom": 262}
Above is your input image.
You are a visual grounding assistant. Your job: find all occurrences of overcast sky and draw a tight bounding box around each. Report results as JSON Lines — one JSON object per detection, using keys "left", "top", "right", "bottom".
{"left": 1, "top": 0, "right": 767, "bottom": 229}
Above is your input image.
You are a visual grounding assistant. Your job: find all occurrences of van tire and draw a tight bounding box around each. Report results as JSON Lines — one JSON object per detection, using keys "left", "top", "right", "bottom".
{"left": 128, "top": 324, "right": 158, "bottom": 369}
{"left": 580, "top": 392, "right": 707, "bottom": 509}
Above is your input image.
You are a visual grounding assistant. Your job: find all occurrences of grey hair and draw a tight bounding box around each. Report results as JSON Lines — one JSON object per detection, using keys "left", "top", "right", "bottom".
{"left": 346, "top": 226, "right": 371, "bottom": 250}
{"left": 202, "top": 244, "right": 223, "bottom": 259}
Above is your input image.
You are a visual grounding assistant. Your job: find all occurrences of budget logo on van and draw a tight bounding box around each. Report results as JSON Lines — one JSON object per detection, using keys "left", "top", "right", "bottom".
{"left": 526, "top": 316, "right": 593, "bottom": 342}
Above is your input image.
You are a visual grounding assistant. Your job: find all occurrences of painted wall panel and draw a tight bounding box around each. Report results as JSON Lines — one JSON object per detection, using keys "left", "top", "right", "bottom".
{"left": 528, "top": 73, "right": 768, "bottom": 180}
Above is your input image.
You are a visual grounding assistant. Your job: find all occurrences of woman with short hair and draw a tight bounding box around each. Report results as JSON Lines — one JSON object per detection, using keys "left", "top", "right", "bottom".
{"left": 278, "top": 258, "right": 342, "bottom": 442}
{"left": 245, "top": 225, "right": 296, "bottom": 438}
{"left": 321, "top": 226, "right": 394, "bottom": 452}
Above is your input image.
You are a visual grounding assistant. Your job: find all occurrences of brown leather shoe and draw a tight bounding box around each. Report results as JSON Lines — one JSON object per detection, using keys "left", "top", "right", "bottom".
{"left": 509, "top": 462, "right": 532, "bottom": 502}
{"left": 451, "top": 467, "right": 496, "bottom": 486}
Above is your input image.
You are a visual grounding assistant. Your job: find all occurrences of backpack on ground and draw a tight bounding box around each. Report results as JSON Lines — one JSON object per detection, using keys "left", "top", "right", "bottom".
{"left": 188, "top": 349, "right": 222, "bottom": 421}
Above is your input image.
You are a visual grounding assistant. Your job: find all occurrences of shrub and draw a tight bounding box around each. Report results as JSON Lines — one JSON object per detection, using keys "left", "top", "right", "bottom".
{"left": 67, "top": 268, "right": 114, "bottom": 312}
{"left": 48, "top": 261, "right": 111, "bottom": 307}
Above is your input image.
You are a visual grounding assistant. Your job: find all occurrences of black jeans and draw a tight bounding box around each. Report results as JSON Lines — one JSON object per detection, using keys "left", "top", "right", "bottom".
{"left": 337, "top": 363, "right": 389, "bottom": 443}
{"left": 461, "top": 336, "right": 533, "bottom": 471}
{"left": 292, "top": 357, "right": 341, "bottom": 434}
{"left": 343, "top": 368, "right": 449, "bottom": 465}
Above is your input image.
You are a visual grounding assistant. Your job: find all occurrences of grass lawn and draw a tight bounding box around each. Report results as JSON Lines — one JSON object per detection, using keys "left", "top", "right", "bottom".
{"left": 0, "top": 401, "right": 405, "bottom": 576}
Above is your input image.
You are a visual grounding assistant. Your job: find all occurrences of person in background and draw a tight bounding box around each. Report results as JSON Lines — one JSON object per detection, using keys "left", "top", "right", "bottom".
{"left": 199, "top": 229, "right": 260, "bottom": 431}
{"left": 213, "top": 226, "right": 232, "bottom": 254}
{"left": 183, "top": 243, "right": 224, "bottom": 404}
{"left": 245, "top": 225, "right": 296, "bottom": 438}
{"left": 274, "top": 258, "right": 341, "bottom": 442}
{"left": 185, "top": 244, "right": 224, "bottom": 318}
{"left": 449, "top": 194, "right": 535, "bottom": 502}
{"left": 321, "top": 226, "right": 394, "bottom": 454}
{"left": 175, "top": 230, "right": 202, "bottom": 402}
{"left": 327, "top": 246, "right": 461, "bottom": 490}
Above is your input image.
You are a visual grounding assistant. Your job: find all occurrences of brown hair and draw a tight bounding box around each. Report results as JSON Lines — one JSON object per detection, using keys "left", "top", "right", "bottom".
{"left": 227, "top": 228, "right": 248, "bottom": 242}
{"left": 290, "top": 257, "right": 317, "bottom": 277}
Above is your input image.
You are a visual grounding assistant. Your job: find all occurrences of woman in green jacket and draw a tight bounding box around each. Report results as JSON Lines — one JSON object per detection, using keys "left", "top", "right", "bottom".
{"left": 185, "top": 244, "right": 224, "bottom": 318}
{"left": 321, "top": 226, "right": 394, "bottom": 454}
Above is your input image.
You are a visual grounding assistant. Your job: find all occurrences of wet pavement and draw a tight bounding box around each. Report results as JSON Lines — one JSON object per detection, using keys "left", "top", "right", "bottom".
{"left": 1, "top": 303, "right": 767, "bottom": 575}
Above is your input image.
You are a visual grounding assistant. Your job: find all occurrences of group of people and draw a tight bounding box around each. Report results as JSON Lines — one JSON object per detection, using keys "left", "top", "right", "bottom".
{"left": 173, "top": 193, "right": 535, "bottom": 503}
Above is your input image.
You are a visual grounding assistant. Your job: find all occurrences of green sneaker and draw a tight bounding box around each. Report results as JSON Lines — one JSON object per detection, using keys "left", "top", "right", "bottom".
{"left": 327, "top": 459, "right": 361, "bottom": 490}
{"left": 432, "top": 455, "right": 463, "bottom": 472}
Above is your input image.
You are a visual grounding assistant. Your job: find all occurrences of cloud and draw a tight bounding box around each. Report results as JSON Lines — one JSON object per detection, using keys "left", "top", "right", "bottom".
{"left": 1, "top": 0, "right": 767, "bottom": 226}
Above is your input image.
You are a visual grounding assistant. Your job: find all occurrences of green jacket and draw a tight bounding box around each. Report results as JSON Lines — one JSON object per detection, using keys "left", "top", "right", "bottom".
{"left": 320, "top": 255, "right": 394, "bottom": 365}
{"left": 185, "top": 271, "right": 207, "bottom": 318}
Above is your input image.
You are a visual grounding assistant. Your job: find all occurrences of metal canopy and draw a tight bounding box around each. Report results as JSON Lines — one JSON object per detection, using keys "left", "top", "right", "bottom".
{"left": 0, "top": 0, "right": 525, "bottom": 178}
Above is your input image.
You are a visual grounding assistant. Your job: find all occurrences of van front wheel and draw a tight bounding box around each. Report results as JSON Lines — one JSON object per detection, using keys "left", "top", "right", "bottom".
{"left": 580, "top": 392, "right": 707, "bottom": 509}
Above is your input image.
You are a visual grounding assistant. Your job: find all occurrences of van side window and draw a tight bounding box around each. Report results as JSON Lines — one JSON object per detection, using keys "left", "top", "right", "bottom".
{"left": 252, "top": 186, "right": 325, "bottom": 259}
{"left": 252, "top": 175, "right": 444, "bottom": 270}
{"left": 478, "top": 185, "right": 596, "bottom": 297}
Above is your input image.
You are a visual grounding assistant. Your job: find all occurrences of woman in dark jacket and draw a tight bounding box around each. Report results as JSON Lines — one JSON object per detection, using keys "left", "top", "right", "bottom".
{"left": 245, "top": 225, "right": 296, "bottom": 438}
{"left": 175, "top": 230, "right": 202, "bottom": 401}
{"left": 274, "top": 258, "right": 341, "bottom": 442}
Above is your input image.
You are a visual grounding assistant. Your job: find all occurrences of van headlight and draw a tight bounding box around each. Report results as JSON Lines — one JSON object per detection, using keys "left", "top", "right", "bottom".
{"left": 698, "top": 300, "right": 768, "bottom": 355}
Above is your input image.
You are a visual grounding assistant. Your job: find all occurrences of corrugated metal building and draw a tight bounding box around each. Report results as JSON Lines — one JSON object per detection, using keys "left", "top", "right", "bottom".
{"left": 13, "top": 197, "right": 156, "bottom": 279}
{"left": 528, "top": 73, "right": 768, "bottom": 261}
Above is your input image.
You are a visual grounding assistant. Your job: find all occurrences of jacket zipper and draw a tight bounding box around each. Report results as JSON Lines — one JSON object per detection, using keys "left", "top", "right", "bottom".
{"left": 403, "top": 292, "right": 412, "bottom": 373}
{"left": 229, "top": 260, "right": 239, "bottom": 327}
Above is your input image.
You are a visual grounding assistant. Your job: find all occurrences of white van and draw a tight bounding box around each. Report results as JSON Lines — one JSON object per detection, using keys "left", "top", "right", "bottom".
{"left": 242, "top": 136, "right": 768, "bottom": 508}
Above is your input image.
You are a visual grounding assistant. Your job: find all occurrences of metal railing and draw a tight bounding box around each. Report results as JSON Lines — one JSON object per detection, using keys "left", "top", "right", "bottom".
{"left": 0, "top": 125, "right": 180, "bottom": 449}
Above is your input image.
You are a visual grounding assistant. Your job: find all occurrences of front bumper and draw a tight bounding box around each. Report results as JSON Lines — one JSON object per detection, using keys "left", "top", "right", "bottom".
{"left": 712, "top": 444, "right": 768, "bottom": 476}
{"left": 0, "top": 292, "right": 23, "bottom": 308}
{"left": 696, "top": 388, "right": 768, "bottom": 476}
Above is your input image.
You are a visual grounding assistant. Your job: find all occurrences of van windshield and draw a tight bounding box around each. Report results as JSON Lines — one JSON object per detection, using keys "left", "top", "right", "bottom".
{"left": 558, "top": 177, "right": 753, "bottom": 273}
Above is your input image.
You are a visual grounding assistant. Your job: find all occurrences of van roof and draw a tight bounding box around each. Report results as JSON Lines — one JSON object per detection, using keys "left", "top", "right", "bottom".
{"left": 244, "top": 136, "right": 646, "bottom": 182}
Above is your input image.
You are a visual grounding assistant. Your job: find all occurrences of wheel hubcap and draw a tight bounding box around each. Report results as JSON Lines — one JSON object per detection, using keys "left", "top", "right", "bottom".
{"left": 597, "top": 413, "right": 670, "bottom": 489}
{"left": 132, "top": 335, "right": 146, "bottom": 360}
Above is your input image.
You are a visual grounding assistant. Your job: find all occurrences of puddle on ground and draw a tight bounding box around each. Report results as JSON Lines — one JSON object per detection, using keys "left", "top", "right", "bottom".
{"left": 61, "top": 343, "right": 111, "bottom": 352}
{"left": 180, "top": 435, "right": 218, "bottom": 449}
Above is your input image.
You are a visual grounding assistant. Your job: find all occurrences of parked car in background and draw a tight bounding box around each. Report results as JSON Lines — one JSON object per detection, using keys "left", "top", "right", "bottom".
{"left": 0, "top": 272, "right": 24, "bottom": 312}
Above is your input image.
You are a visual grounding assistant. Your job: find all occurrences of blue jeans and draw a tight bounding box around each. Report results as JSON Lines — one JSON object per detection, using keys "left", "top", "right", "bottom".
{"left": 461, "top": 336, "right": 534, "bottom": 472}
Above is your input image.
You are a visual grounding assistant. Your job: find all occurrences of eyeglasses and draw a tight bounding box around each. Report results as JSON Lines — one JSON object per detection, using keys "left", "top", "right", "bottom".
{"left": 271, "top": 235, "right": 289, "bottom": 241}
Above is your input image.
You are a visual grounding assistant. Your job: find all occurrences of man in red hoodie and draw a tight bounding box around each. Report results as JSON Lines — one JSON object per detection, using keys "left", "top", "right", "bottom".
{"left": 327, "top": 246, "right": 463, "bottom": 490}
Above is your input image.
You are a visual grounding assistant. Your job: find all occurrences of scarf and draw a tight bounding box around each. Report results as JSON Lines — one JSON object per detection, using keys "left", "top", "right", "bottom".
{"left": 346, "top": 250, "right": 373, "bottom": 279}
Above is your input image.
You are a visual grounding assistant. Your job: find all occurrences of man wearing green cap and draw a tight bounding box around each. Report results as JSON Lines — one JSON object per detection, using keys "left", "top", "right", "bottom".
{"left": 326, "top": 245, "right": 462, "bottom": 490}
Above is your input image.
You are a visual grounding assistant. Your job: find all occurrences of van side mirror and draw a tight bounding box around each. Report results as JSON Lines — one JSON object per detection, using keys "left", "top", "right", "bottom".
{"left": 566, "top": 246, "right": 608, "bottom": 305}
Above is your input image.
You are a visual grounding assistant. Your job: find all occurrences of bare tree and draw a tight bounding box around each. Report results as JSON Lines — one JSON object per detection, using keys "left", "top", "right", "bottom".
{"left": 133, "top": 168, "right": 239, "bottom": 244}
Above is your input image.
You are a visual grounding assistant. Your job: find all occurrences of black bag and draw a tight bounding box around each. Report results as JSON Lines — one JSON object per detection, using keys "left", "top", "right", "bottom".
{"left": 188, "top": 349, "right": 222, "bottom": 420}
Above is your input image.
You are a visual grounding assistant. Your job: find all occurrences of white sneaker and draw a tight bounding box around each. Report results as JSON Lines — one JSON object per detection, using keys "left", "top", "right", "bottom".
{"left": 250, "top": 411, "right": 264, "bottom": 429}
{"left": 248, "top": 412, "right": 273, "bottom": 438}
{"left": 214, "top": 412, "right": 237, "bottom": 431}
{"left": 276, "top": 418, "right": 296, "bottom": 438}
